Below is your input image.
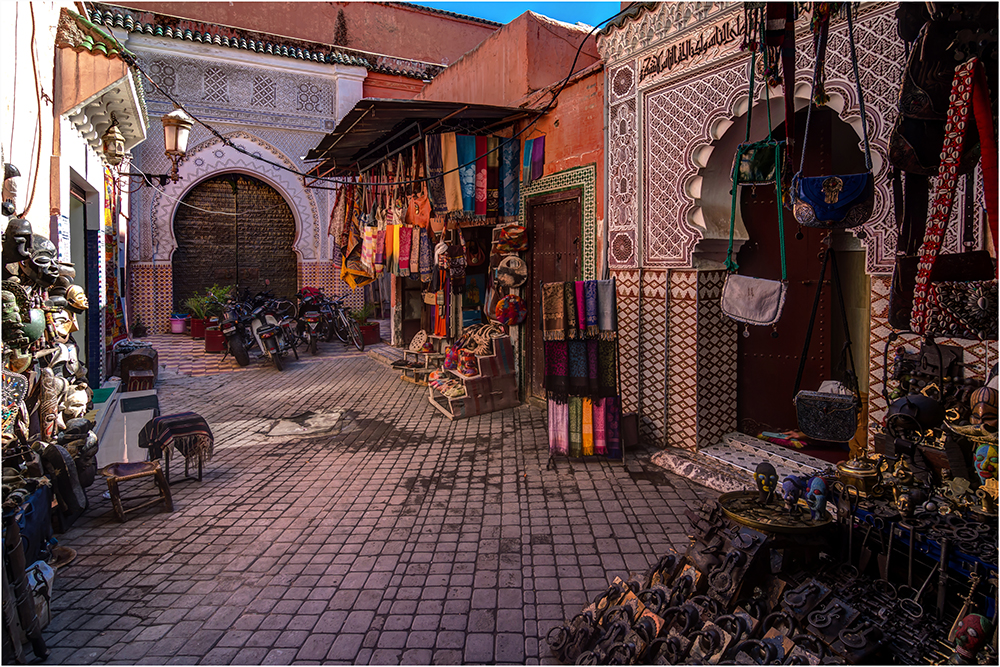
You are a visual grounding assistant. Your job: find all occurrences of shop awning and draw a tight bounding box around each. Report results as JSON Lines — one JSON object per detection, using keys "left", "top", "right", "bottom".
{"left": 303, "top": 99, "right": 539, "bottom": 183}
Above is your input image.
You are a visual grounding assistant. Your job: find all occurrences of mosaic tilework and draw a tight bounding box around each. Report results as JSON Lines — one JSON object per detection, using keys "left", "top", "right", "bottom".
{"left": 695, "top": 270, "right": 737, "bottom": 449}
{"left": 608, "top": 98, "right": 638, "bottom": 269}
{"left": 639, "top": 271, "right": 668, "bottom": 445}
{"left": 867, "top": 276, "right": 997, "bottom": 453}
{"left": 298, "top": 261, "right": 365, "bottom": 311}
{"left": 142, "top": 333, "right": 251, "bottom": 377}
{"left": 613, "top": 269, "right": 640, "bottom": 414}
{"left": 667, "top": 270, "right": 699, "bottom": 450}
{"left": 129, "top": 262, "right": 174, "bottom": 335}
{"left": 520, "top": 164, "right": 598, "bottom": 280}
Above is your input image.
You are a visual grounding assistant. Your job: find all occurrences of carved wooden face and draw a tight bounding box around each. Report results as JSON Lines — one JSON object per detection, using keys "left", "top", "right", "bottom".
{"left": 21, "top": 235, "right": 59, "bottom": 287}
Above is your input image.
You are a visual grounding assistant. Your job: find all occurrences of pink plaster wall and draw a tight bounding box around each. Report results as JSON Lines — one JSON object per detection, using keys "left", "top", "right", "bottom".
{"left": 113, "top": 2, "right": 499, "bottom": 65}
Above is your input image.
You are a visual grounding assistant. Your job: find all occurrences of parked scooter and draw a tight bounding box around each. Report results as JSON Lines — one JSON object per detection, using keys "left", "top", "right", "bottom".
{"left": 249, "top": 295, "right": 299, "bottom": 371}
{"left": 295, "top": 288, "right": 328, "bottom": 355}
{"left": 213, "top": 295, "right": 254, "bottom": 366}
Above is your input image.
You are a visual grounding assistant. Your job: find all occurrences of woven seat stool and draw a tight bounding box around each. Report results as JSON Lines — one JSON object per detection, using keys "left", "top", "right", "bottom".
{"left": 100, "top": 461, "right": 173, "bottom": 522}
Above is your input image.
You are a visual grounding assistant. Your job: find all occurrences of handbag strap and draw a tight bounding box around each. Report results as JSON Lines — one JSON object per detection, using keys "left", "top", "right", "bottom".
{"left": 910, "top": 58, "right": 978, "bottom": 335}
{"left": 798, "top": 5, "right": 872, "bottom": 176}
{"left": 725, "top": 20, "right": 786, "bottom": 281}
{"left": 792, "top": 247, "right": 860, "bottom": 400}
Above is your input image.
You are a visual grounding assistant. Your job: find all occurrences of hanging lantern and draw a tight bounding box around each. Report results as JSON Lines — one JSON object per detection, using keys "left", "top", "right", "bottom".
{"left": 101, "top": 113, "right": 126, "bottom": 166}
{"left": 161, "top": 106, "right": 194, "bottom": 181}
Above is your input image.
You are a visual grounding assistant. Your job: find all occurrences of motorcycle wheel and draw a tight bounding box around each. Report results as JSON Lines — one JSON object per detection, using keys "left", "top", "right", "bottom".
{"left": 348, "top": 318, "right": 365, "bottom": 352}
{"left": 271, "top": 351, "right": 283, "bottom": 371}
{"left": 228, "top": 334, "right": 251, "bottom": 367}
{"left": 324, "top": 315, "right": 337, "bottom": 342}
{"left": 308, "top": 336, "right": 318, "bottom": 356}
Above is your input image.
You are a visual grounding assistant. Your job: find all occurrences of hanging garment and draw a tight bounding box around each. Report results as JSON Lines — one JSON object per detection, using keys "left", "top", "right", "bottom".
{"left": 543, "top": 340, "right": 569, "bottom": 401}
{"left": 441, "top": 132, "right": 463, "bottom": 214}
{"left": 575, "top": 281, "right": 586, "bottom": 334}
{"left": 523, "top": 138, "right": 534, "bottom": 186}
{"left": 419, "top": 228, "right": 433, "bottom": 283}
{"left": 360, "top": 227, "right": 375, "bottom": 271}
{"left": 597, "top": 341, "right": 618, "bottom": 398}
{"left": 425, "top": 134, "right": 448, "bottom": 215}
{"left": 487, "top": 136, "right": 500, "bottom": 218}
{"left": 584, "top": 281, "right": 599, "bottom": 338}
{"left": 475, "top": 136, "right": 488, "bottom": 216}
{"left": 500, "top": 137, "right": 521, "bottom": 221}
{"left": 531, "top": 136, "right": 546, "bottom": 182}
{"left": 400, "top": 226, "right": 415, "bottom": 276}
{"left": 582, "top": 397, "right": 594, "bottom": 456}
{"left": 567, "top": 340, "right": 588, "bottom": 396}
{"left": 596, "top": 280, "right": 618, "bottom": 340}
{"left": 568, "top": 397, "right": 583, "bottom": 457}
{"left": 374, "top": 229, "right": 386, "bottom": 272}
{"left": 457, "top": 134, "right": 477, "bottom": 213}
{"left": 605, "top": 396, "right": 621, "bottom": 459}
{"left": 565, "top": 282, "right": 579, "bottom": 341}
{"left": 587, "top": 340, "right": 600, "bottom": 396}
{"left": 548, "top": 399, "right": 569, "bottom": 456}
{"left": 593, "top": 398, "right": 607, "bottom": 455}
{"left": 389, "top": 225, "right": 400, "bottom": 275}
{"left": 410, "top": 227, "right": 421, "bottom": 280}
{"left": 328, "top": 186, "right": 348, "bottom": 257}
{"left": 542, "top": 282, "right": 567, "bottom": 341}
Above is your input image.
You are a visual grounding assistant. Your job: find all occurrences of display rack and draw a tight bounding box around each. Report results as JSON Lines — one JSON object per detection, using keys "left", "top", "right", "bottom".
{"left": 399, "top": 350, "right": 444, "bottom": 387}
{"left": 428, "top": 335, "right": 519, "bottom": 420}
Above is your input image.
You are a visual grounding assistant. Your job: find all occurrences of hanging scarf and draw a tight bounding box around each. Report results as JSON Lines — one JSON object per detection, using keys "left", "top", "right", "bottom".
{"left": 605, "top": 396, "right": 621, "bottom": 459}
{"left": 475, "top": 136, "right": 488, "bottom": 216}
{"left": 568, "top": 397, "right": 583, "bottom": 457}
{"left": 567, "top": 340, "right": 588, "bottom": 396}
{"left": 575, "top": 281, "right": 586, "bottom": 334}
{"left": 597, "top": 280, "right": 618, "bottom": 340}
{"left": 542, "top": 282, "right": 567, "bottom": 341}
{"left": 374, "top": 229, "right": 386, "bottom": 269}
{"left": 500, "top": 137, "right": 521, "bottom": 222}
{"left": 523, "top": 138, "right": 534, "bottom": 186}
{"left": 398, "top": 226, "right": 413, "bottom": 276}
{"left": 419, "top": 228, "right": 432, "bottom": 283}
{"left": 587, "top": 340, "right": 600, "bottom": 396}
{"left": 339, "top": 183, "right": 356, "bottom": 253}
{"left": 486, "top": 136, "right": 500, "bottom": 218}
{"left": 531, "top": 135, "right": 546, "bottom": 182}
{"left": 425, "top": 134, "right": 448, "bottom": 215}
{"left": 328, "top": 186, "right": 348, "bottom": 257}
{"left": 389, "top": 225, "right": 400, "bottom": 275}
{"left": 584, "top": 281, "right": 599, "bottom": 338}
{"left": 597, "top": 341, "right": 618, "bottom": 398}
{"left": 593, "top": 398, "right": 607, "bottom": 455}
{"left": 548, "top": 399, "right": 569, "bottom": 456}
{"left": 457, "top": 134, "right": 477, "bottom": 213}
{"left": 441, "top": 132, "right": 463, "bottom": 213}
{"left": 410, "top": 226, "right": 420, "bottom": 276}
{"left": 361, "top": 227, "right": 375, "bottom": 271}
{"left": 565, "top": 282, "right": 578, "bottom": 341}
{"left": 543, "top": 340, "right": 569, "bottom": 402}
{"left": 582, "top": 397, "right": 594, "bottom": 456}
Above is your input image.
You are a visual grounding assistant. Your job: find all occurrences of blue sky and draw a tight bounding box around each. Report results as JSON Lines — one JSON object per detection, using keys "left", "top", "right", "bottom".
{"left": 409, "top": 2, "right": 623, "bottom": 28}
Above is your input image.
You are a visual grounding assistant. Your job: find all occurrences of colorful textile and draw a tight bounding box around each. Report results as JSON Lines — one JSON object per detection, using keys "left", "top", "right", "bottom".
{"left": 598, "top": 341, "right": 618, "bottom": 398}
{"left": 487, "top": 136, "right": 500, "bottom": 217}
{"left": 425, "top": 134, "right": 448, "bottom": 215}
{"left": 328, "top": 184, "right": 349, "bottom": 252}
{"left": 597, "top": 279, "right": 618, "bottom": 340}
{"left": 374, "top": 229, "right": 386, "bottom": 269}
{"left": 419, "top": 228, "right": 432, "bottom": 283}
{"left": 575, "top": 281, "right": 586, "bottom": 333}
{"left": 457, "top": 134, "right": 476, "bottom": 212}
{"left": 531, "top": 135, "right": 546, "bottom": 182}
{"left": 542, "top": 281, "right": 567, "bottom": 340}
{"left": 567, "top": 340, "right": 588, "bottom": 396}
{"left": 582, "top": 397, "right": 594, "bottom": 456}
{"left": 543, "top": 340, "right": 568, "bottom": 401}
{"left": 523, "top": 138, "right": 534, "bottom": 186}
{"left": 138, "top": 412, "right": 214, "bottom": 462}
{"left": 568, "top": 397, "right": 583, "bottom": 457}
{"left": 103, "top": 170, "right": 127, "bottom": 351}
{"left": 500, "top": 137, "right": 520, "bottom": 220}
{"left": 409, "top": 225, "right": 420, "bottom": 277}
{"left": 605, "top": 396, "right": 621, "bottom": 459}
{"left": 584, "top": 280, "right": 599, "bottom": 338}
{"left": 361, "top": 227, "right": 375, "bottom": 271}
{"left": 475, "top": 136, "right": 488, "bottom": 216}
{"left": 593, "top": 398, "right": 607, "bottom": 455}
{"left": 565, "top": 282, "right": 578, "bottom": 340}
{"left": 398, "top": 226, "right": 412, "bottom": 276}
{"left": 587, "top": 340, "right": 600, "bottom": 396}
{"left": 548, "top": 399, "right": 569, "bottom": 455}
{"left": 441, "top": 132, "right": 463, "bottom": 213}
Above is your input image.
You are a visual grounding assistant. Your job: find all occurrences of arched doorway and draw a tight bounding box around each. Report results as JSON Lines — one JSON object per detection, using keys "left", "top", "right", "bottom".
{"left": 172, "top": 174, "right": 298, "bottom": 309}
{"left": 734, "top": 105, "right": 871, "bottom": 438}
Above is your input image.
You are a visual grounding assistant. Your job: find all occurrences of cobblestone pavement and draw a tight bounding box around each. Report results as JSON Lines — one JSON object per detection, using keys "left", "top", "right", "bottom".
{"left": 43, "top": 344, "right": 713, "bottom": 665}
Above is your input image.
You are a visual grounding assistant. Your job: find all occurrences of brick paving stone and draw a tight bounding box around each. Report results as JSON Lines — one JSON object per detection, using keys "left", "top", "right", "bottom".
{"left": 40, "top": 350, "right": 711, "bottom": 665}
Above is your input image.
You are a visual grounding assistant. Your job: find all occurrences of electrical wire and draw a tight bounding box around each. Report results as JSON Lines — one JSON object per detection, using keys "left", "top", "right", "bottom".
{"left": 102, "top": 5, "right": 632, "bottom": 189}
{"left": 126, "top": 164, "right": 291, "bottom": 216}
{"left": 17, "top": 3, "right": 43, "bottom": 218}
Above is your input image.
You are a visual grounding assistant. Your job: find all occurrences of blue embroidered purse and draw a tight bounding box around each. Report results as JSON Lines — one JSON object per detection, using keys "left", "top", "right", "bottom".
{"left": 791, "top": 6, "right": 874, "bottom": 230}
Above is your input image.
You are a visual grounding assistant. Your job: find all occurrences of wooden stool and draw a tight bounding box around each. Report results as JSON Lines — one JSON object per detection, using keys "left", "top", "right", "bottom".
{"left": 100, "top": 461, "right": 173, "bottom": 522}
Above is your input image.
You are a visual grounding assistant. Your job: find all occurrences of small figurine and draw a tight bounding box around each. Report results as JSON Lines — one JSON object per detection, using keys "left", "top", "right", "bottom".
{"left": 806, "top": 476, "right": 828, "bottom": 520}
{"left": 950, "top": 613, "right": 992, "bottom": 664}
{"left": 974, "top": 444, "right": 997, "bottom": 484}
{"left": 781, "top": 475, "right": 808, "bottom": 513}
{"left": 755, "top": 462, "right": 778, "bottom": 505}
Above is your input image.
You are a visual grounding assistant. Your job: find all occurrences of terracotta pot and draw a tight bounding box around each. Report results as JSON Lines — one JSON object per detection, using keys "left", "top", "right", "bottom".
{"left": 190, "top": 318, "right": 207, "bottom": 339}
{"left": 360, "top": 322, "right": 380, "bottom": 346}
{"left": 204, "top": 326, "right": 227, "bottom": 353}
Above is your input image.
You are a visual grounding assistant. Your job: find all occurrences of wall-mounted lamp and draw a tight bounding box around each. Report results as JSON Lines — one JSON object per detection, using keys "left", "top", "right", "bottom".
{"left": 115, "top": 105, "right": 196, "bottom": 188}
{"left": 101, "top": 113, "right": 126, "bottom": 166}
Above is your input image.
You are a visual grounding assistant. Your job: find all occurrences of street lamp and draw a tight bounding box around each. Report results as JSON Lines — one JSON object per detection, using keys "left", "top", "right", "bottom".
{"left": 112, "top": 105, "right": 195, "bottom": 188}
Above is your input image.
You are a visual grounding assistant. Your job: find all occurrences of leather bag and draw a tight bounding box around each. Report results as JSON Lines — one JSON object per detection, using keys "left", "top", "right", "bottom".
{"left": 791, "top": 6, "right": 874, "bottom": 230}
{"left": 733, "top": 140, "right": 787, "bottom": 185}
{"left": 720, "top": 275, "right": 787, "bottom": 326}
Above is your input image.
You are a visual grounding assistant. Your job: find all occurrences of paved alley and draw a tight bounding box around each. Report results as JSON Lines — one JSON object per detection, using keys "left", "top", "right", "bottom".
{"left": 44, "top": 345, "right": 713, "bottom": 665}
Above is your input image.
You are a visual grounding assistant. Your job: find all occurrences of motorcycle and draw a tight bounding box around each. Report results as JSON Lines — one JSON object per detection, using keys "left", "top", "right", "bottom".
{"left": 214, "top": 295, "right": 254, "bottom": 367}
{"left": 295, "top": 288, "right": 329, "bottom": 355}
{"left": 249, "top": 295, "right": 299, "bottom": 371}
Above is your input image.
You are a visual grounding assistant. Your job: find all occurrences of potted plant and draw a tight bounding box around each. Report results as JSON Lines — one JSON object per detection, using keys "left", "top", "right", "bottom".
{"left": 170, "top": 311, "right": 189, "bottom": 334}
{"left": 351, "top": 303, "right": 380, "bottom": 346}
{"left": 184, "top": 293, "right": 210, "bottom": 339}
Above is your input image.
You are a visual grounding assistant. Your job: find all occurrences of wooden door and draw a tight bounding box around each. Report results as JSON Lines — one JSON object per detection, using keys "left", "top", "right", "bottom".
{"left": 525, "top": 190, "right": 582, "bottom": 402}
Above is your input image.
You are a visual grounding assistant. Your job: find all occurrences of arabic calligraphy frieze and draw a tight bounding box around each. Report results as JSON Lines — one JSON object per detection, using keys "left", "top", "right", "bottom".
{"left": 637, "top": 10, "right": 744, "bottom": 88}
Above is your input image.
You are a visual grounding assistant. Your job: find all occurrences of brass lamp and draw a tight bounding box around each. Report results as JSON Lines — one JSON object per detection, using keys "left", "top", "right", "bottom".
{"left": 101, "top": 113, "right": 126, "bottom": 166}
{"left": 161, "top": 106, "right": 194, "bottom": 182}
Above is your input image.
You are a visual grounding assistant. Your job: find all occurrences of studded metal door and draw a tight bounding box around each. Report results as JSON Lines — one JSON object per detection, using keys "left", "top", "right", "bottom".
{"left": 525, "top": 190, "right": 582, "bottom": 401}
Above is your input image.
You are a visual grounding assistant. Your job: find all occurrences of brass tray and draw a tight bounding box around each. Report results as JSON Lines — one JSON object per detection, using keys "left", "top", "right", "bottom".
{"left": 719, "top": 491, "right": 834, "bottom": 534}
